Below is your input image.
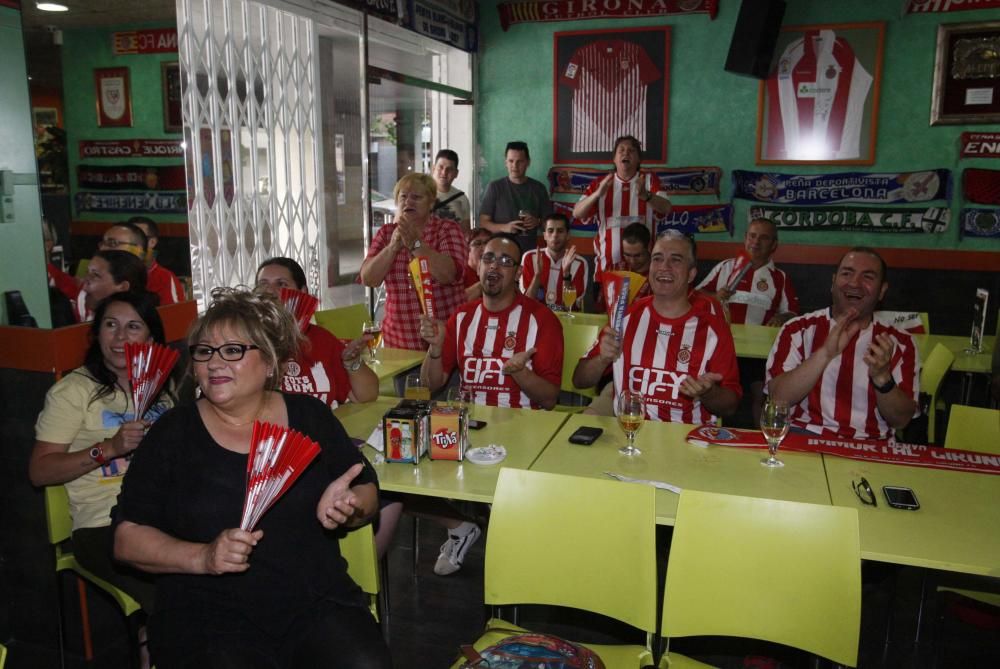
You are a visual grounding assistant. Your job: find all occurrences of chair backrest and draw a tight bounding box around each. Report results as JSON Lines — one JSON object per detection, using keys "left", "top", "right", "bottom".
{"left": 560, "top": 322, "right": 601, "bottom": 398}
{"left": 0, "top": 641, "right": 7, "bottom": 668}
{"left": 919, "top": 312, "right": 930, "bottom": 334}
{"left": 44, "top": 485, "right": 74, "bottom": 546}
{"left": 485, "top": 468, "right": 657, "bottom": 633}
{"left": 944, "top": 405, "right": 1000, "bottom": 454}
{"left": 314, "top": 303, "right": 370, "bottom": 340}
{"left": 339, "top": 523, "right": 380, "bottom": 597}
{"left": 921, "top": 343, "right": 954, "bottom": 398}
{"left": 662, "top": 489, "right": 861, "bottom": 667}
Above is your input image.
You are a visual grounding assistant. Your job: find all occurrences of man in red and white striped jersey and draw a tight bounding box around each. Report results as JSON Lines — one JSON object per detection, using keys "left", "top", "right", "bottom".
{"left": 767, "top": 248, "right": 919, "bottom": 441}
{"left": 420, "top": 234, "right": 563, "bottom": 410}
{"left": 573, "top": 136, "right": 671, "bottom": 282}
{"left": 520, "top": 213, "right": 589, "bottom": 307}
{"left": 574, "top": 231, "right": 741, "bottom": 425}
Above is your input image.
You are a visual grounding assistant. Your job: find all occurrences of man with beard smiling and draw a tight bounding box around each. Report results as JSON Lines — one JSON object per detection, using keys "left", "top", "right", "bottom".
{"left": 766, "top": 247, "right": 919, "bottom": 441}
{"left": 573, "top": 231, "right": 740, "bottom": 424}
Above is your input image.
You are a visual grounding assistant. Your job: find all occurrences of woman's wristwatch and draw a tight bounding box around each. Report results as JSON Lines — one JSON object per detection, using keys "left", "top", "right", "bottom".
{"left": 89, "top": 442, "right": 109, "bottom": 466}
{"left": 343, "top": 356, "right": 363, "bottom": 373}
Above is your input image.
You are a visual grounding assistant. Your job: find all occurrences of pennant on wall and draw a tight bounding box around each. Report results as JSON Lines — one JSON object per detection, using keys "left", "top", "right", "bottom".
{"left": 548, "top": 166, "right": 721, "bottom": 196}
{"left": 962, "top": 168, "right": 1000, "bottom": 206}
{"left": 499, "top": 0, "right": 717, "bottom": 31}
{"left": 750, "top": 206, "right": 951, "bottom": 233}
{"left": 960, "top": 132, "right": 1000, "bottom": 159}
{"left": 732, "top": 169, "right": 952, "bottom": 206}
{"left": 77, "top": 164, "right": 187, "bottom": 191}
{"left": 75, "top": 191, "right": 187, "bottom": 214}
{"left": 959, "top": 208, "right": 1000, "bottom": 238}
{"left": 905, "top": 0, "right": 1000, "bottom": 14}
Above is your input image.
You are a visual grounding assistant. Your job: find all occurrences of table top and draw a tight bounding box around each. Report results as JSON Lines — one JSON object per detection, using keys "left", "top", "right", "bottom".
{"left": 529, "top": 413, "right": 832, "bottom": 525}
{"left": 556, "top": 311, "right": 608, "bottom": 328}
{"left": 334, "top": 397, "right": 570, "bottom": 503}
{"left": 823, "top": 454, "right": 1000, "bottom": 576}
{"left": 369, "top": 347, "right": 426, "bottom": 382}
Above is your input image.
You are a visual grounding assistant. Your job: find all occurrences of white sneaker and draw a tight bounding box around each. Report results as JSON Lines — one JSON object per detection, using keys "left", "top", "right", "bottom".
{"left": 433, "top": 523, "right": 481, "bottom": 576}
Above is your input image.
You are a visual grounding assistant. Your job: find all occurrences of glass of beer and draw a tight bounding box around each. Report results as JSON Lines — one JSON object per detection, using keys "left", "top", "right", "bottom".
{"left": 362, "top": 319, "right": 382, "bottom": 365}
{"left": 760, "top": 397, "right": 789, "bottom": 467}
{"left": 562, "top": 284, "right": 578, "bottom": 319}
{"left": 404, "top": 373, "right": 431, "bottom": 400}
{"left": 616, "top": 389, "right": 645, "bottom": 456}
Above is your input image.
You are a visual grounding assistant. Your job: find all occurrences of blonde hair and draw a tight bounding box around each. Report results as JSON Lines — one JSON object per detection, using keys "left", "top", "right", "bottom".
{"left": 188, "top": 286, "right": 304, "bottom": 390}
{"left": 392, "top": 173, "right": 437, "bottom": 204}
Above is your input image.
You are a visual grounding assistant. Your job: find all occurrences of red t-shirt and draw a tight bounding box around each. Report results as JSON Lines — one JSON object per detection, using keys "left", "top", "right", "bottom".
{"left": 281, "top": 325, "right": 351, "bottom": 408}
{"left": 147, "top": 261, "right": 185, "bottom": 305}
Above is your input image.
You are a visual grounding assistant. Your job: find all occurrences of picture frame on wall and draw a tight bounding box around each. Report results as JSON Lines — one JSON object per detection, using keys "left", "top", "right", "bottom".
{"left": 162, "top": 61, "right": 183, "bottom": 133}
{"left": 95, "top": 67, "right": 133, "bottom": 128}
{"left": 755, "top": 22, "right": 885, "bottom": 166}
{"left": 930, "top": 21, "right": 1000, "bottom": 126}
{"left": 553, "top": 26, "right": 670, "bottom": 165}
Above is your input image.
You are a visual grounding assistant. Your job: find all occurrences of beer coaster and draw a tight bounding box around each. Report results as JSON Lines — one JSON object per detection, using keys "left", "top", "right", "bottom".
{"left": 466, "top": 445, "right": 507, "bottom": 465}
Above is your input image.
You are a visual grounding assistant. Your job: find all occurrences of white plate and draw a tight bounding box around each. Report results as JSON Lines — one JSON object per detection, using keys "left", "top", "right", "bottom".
{"left": 466, "top": 444, "right": 507, "bottom": 465}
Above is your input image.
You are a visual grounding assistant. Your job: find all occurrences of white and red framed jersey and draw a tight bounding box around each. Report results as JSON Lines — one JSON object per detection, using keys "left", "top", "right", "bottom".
{"left": 587, "top": 297, "right": 741, "bottom": 425}
{"left": 581, "top": 170, "right": 663, "bottom": 280}
{"left": 766, "top": 309, "right": 920, "bottom": 441}
{"left": 697, "top": 258, "right": 799, "bottom": 325}
{"left": 766, "top": 29, "right": 873, "bottom": 160}
{"left": 440, "top": 293, "right": 564, "bottom": 409}
{"left": 520, "top": 248, "right": 589, "bottom": 305}
{"left": 281, "top": 325, "right": 351, "bottom": 409}
{"left": 561, "top": 40, "right": 661, "bottom": 153}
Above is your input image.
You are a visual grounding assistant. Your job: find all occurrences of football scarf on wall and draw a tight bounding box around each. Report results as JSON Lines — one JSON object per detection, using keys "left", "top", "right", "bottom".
{"left": 548, "top": 166, "right": 721, "bottom": 196}
{"left": 733, "top": 169, "right": 952, "bottom": 205}
{"left": 498, "top": 0, "right": 717, "bottom": 31}
{"left": 960, "top": 132, "right": 1000, "bottom": 159}
{"left": 75, "top": 191, "right": 187, "bottom": 214}
{"left": 905, "top": 0, "right": 1000, "bottom": 14}
{"left": 962, "top": 168, "right": 1000, "bottom": 206}
{"left": 77, "top": 164, "right": 187, "bottom": 191}
{"left": 959, "top": 208, "right": 1000, "bottom": 238}
{"left": 553, "top": 200, "right": 732, "bottom": 236}
{"left": 750, "top": 206, "right": 950, "bottom": 233}
{"left": 79, "top": 139, "right": 184, "bottom": 159}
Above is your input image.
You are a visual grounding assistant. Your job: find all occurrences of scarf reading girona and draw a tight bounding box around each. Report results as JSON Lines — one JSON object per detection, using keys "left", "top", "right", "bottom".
{"left": 498, "top": 0, "right": 717, "bottom": 31}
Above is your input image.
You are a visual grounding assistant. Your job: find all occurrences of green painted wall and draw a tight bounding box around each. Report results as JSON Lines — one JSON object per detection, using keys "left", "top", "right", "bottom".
{"left": 62, "top": 23, "right": 182, "bottom": 226}
{"left": 0, "top": 7, "right": 49, "bottom": 327}
{"left": 477, "top": 0, "right": 1000, "bottom": 253}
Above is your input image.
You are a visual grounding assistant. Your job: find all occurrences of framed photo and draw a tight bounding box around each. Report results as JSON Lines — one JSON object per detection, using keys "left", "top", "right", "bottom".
{"left": 162, "top": 62, "right": 183, "bottom": 133}
{"left": 756, "top": 22, "right": 885, "bottom": 165}
{"left": 930, "top": 21, "right": 1000, "bottom": 126}
{"left": 94, "top": 67, "right": 133, "bottom": 128}
{"left": 553, "top": 26, "right": 670, "bottom": 165}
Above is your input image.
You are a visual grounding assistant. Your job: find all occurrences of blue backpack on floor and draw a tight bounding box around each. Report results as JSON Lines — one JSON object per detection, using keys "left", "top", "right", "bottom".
{"left": 460, "top": 633, "right": 605, "bottom": 668}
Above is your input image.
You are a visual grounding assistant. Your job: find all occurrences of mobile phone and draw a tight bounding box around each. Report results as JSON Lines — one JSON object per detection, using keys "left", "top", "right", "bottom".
{"left": 468, "top": 419, "right": 487, "bottom": 430}
{"left": 883, "top": 486, "right": 920, "bottom": 510}
{"left": 568, "top": 426, "right": 603, "bottom": 445}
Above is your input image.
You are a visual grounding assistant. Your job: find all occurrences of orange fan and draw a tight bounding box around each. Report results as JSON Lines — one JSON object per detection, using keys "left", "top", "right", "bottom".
{"left": 124, "top": 342, "right": 179, "bottom": 419}
{"left": 279, "top": 287, "right": 319, "bottom": 333}
{"left": 240, "top": 421, "right": 321, "bottom": 531}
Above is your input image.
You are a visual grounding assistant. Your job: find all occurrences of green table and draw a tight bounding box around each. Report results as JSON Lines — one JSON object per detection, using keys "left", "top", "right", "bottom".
{"left": 369, "top": 347, "right": 426, "bottom": 382}
{"left": 556, "top": 311, "right": 608, "bottom": 328}
{"left": 529, "top": 413, "right": 832, "bottom": 526}
{"left": 335, "top": 398, "right": 570, "bottom": 503}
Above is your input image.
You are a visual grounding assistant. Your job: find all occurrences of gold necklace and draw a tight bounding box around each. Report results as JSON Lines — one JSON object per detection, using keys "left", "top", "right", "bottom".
{"left": 208, "top": 394, "right": 268, "bottom": 428}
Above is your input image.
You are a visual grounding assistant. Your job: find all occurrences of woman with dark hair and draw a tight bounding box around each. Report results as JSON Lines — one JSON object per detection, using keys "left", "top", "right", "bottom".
{"left": 256, "top": 257, "right": 378, "bottom": 407}
{"left": 29, "top": 291, "right": 173, "bottom": 612}
{"left": 74, "top": 249, "right": 151, "bottom": 322}
{"left": 113, "top": 287, "right": 391, "bottom": 669}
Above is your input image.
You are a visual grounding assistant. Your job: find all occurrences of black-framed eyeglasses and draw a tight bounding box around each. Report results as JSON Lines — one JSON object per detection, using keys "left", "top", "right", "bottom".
{"left": 852, "top": 477, "right": 877, "bottom": 507}
{"left": 189, "top": 343, "right": 261, "bottom": 362}
{"left": 481, "top": 252, "right": 518, "bottom": 268}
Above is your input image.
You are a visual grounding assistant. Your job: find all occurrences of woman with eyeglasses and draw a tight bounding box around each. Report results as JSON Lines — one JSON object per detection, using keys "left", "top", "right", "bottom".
{"left": 30, "top": 291, "right": 173, "bottom": 617}
{"left": 113, "top": 287, "right": 390, "bottom": 669}
{"left": 360, "top": 172, "right": 467, "bottom": 350}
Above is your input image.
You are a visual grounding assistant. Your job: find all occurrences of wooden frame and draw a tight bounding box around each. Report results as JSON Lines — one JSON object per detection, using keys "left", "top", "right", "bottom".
{"left": 161, "top": 61, "right": 183, "bottom": 133}
{"left": 755, "top": 22, "right": 885, "bottom": 166}
{"left": 930, "top": 21, "right": 1000, "bottom": 126}
{"left": 553, "top": 26, "right": 670, "bottom": 165}
{"left": 94, "top": 67, "right": 132, "bottom": 128}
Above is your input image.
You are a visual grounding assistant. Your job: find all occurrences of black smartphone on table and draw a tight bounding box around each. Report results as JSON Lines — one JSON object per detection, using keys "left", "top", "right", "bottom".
{"left": 568, "top": 426, "right": 603, "bottom": 445}
{"left": 468, "top": 419, "right": 487, "bottom": 430}
{"left": 883, "top": 486, "right": 920, "bottom": 510}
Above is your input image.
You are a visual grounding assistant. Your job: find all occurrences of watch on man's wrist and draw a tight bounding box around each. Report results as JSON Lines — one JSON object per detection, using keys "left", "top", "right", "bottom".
{"left": 343, "top": 356, "right": 363, "bottom": 373}
{"left": 871, "top": 376, "right": 896, "bottom": 394}
{"left": 89, "top": 443, "right": 108, "bottom": 466}
{"left": 410, "top": 238, "right": 423, "bottom": 252}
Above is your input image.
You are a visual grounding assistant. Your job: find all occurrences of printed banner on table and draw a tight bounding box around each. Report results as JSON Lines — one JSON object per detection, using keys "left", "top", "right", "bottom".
{"left": 75, "top": 191, "right": 187, "bottom": 214}
{"left": 960, "top": 132, "right": 1000, "bottom": 159}
{"left": 77, "top": 164, "right": 186, "bottom": 191}
{"left": 962, "top": 168, "right": 1000, "bottom": 206}
{"left": 79, "top": 139, "right": 184, "bottom": 159}
{"left": 732, "top": 169, "right": 952, "bottom": 205}
{"left": 960, "top": 208, "right": 1000, "bottom": 238}
{"left": 750, "top": 206, "right": 951, "bottom": 234}
{"left": 548, "top": 166, "right": 721, "bottom": 196}
{"left": 656, "top": 203, "right": 733, "bottom": 236}
{"left": 687, "top": 426, "right": 1000, "bottom": 476}
{"left": 499, "top": 0, "right": 717, "bottom": 30}
{"left": 905, "top": 0, "right": 1000, "bottom": 13}
{"left": 112, "top": 28, "right": 178, "bottom": 54}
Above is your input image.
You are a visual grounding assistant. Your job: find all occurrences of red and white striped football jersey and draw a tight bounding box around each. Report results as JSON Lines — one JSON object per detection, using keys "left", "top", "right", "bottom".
{"left": 766, "top": 309, "right": 920, "bottom": 441}
{"left": 587, "top": 297, "right": 741, "bottom": 425}
{"left": 440, "top": 293, "right": 564, "bottom": 409}
{"left": 561, "top": 40, "right": 661, "bottom": 153}
{"left": 697, "top": 259, "right": 799, "bottom": 325}
{"left": 520, "top": 249, "right": 589, "bottom": 305}
{"left": 766, "top": 29, "right": 873, "bottom": 160}
{"left": 581, "top": 170, "right": 663, "bottom": 280}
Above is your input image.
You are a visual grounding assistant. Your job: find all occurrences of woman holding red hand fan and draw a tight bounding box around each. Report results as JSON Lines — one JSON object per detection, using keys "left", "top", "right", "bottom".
{"left": 113, "top": 287, "right": 390, "bottom": 669}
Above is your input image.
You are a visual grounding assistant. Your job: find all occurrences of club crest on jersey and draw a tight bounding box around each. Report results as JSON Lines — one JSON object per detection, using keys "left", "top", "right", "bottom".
{"left": 777, "top": 58, "right": 792, "bottom": 78}
{"left": 504, "top": 332, "right": 517, "bottom": 350}
{"left": 620, "top": 57, "right": 630, "bottom": 71}
{"left": 286, "top": 361, "right": 301, "bottom": 377}
{"left": 564, "top": 63, "right": 578, "bottom": 79}
{"left": 677, "top": 345, "right": 691, "bottom": 364}
{"left": 756, "top": 280, "right": 769, "bottom": 292}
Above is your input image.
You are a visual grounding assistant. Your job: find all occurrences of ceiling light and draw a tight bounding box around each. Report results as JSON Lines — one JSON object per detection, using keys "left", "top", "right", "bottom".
{"left": 36, "top": 2, "right": 69, "bottom": 11}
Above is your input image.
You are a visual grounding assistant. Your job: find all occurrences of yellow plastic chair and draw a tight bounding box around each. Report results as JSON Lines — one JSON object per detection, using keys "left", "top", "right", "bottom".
{"left": 338, "top": 522, "right": 384, "bottom": 623}
{"left": 556, "top": 322, "right": 601, "bottom": 412}
{"left": 660, "top": 490, "right": 861, "bottom": 668}
{"left": 920, "top": 343, "right": 955, "bottom": 444}
{"left": 74, "top": 258, "right": 90, "bottom": 279}
{"left": 44, "top": 485, "right": 142, "bottom": 665}
{"left": 452, "top": 468, "right": 658, "bottom": 668}
{"left": 0, "top": 642, "right": 7, "bottom": 668}
{"left": 918, "top": 312, "right": 930, "bottom": 334}
{"left": 314, "top": 303, "right": 370, "bottom": 340}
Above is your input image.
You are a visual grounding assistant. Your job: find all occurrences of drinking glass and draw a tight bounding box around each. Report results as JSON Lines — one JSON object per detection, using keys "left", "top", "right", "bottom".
{"left": 404, "top": 373, "right": 430, "bottom": 401}
{"left": 563, "top": 284, "right": 578, "bottom": 319}
{"left": 616, "top": 390, "right": 645, "bottom": 456}
{"left": 362, "top": 319, "right": 382, "bottom": 365}
{"left": 448, "top": 387, "right": 473, "bottom": 447}
{"left": 760, "top": 398, "right": 789, "bottom": 467}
